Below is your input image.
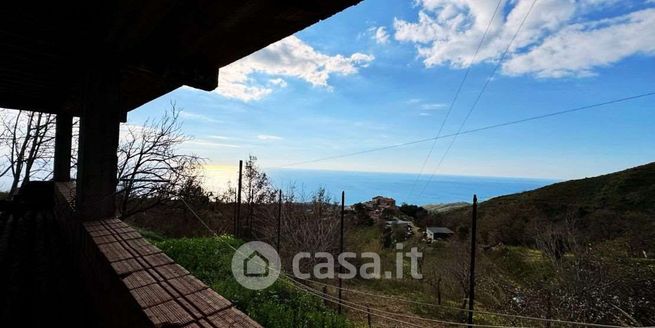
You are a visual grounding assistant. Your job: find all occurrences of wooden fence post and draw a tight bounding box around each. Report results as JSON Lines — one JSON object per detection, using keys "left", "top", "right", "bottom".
{"left": 276, "top": 189, "right": 282, "bottom": 252}
{"left": 235, "top": 160, "right": 243, "bottom": 237}
{"left": 338, "top": 191, "right": 345, "bottom": 314}
{"left": 467, "top": 194, "right": 478, "bottom": 327}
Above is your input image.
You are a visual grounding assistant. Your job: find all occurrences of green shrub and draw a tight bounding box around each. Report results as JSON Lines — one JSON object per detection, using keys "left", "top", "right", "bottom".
{"left": 155, "top": 236, "right": 354, "bottom": 328}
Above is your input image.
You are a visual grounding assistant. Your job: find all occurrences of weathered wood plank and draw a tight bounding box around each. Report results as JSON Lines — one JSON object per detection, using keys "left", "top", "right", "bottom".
{"left": 160, "top": 281, "right": 181, "bottom": 298}
{"left": 115, "top": 230, "right": 142, "bottom": 240}
{"left": 147, "top": 268, "right": 165, "bottom": 282}
{"left": 176, "top": 296, "right": 203, "bottom": 319}
{"left": 97, "top": 242, "right": 134, "bottom": 262}
{"left": 184, "top": 289, "right": 231, "bottom": 316}
{"left": 208, "top": 307, "right": 263, "bottom": 328}
{"left": 91, "top": 234, "right": 118, "bottom": 245}
{"left": 144, "top": 300, "right": 195, "bottom": 327}
{"left": 196, "top": 319, "right": 214, "bottom": 328}
{"left": 126, "top": 239, "right": 161, "bottom": 256}
{"left": 142, "top": 253, "right": 174, "bottom": 267}
{"left": 167, "top": 275, "right": 207, "bottom": 296}
{"left": 86, "top": 227, "right": 113, "bottom": 237}
{"left": 183, "top": 323, "right": 202, "bottom": 328}
{"left": 130, "top": 283, "right": 172, "bottom": 308}
{"left": 83, "top": 221, "right": 106, "bottom": 232}
{"left": 154, "top": 263, "right": 190, "bottom": 280}
{"left": 85, "top": 219, "right": 261, "bottom": 327}
{"left": 122, "top": 270, "right": 157, "bottom": 290}
{"left": 111, "top": 258, "right": 144, "bottom": 275}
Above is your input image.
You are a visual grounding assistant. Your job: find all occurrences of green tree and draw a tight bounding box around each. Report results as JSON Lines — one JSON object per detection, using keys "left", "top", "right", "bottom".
{"left": 352, "top": 202, "right": 373, "bottom": 226}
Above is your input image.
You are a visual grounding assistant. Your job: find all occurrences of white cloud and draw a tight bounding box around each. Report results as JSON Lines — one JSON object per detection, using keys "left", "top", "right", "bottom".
{"left": 120, "top": 123, "right": 150, "bottom": 141}
{"left": 394, "top": 0, "right": 655, "bottom": 78}
{"left": 184, "top": 140, "right": 240, "bottom": 148}
{"left": 503, "top": 9, "right": 655, "bottom": 77}
{"left": 217, "top": 36, "right": 374, "bottom": 101}
{"left": 179, "top": 111, "right": 223, "bottom": 123}
{"left": 372, "top": 26, "right": 390, "bottom": 44}
{"left": 268, "top": 78, "right": 288, "bottom": 87}
{"left": 257, "top": 134, "right": 283, "bottom": 141}
{"left": 421, "top": 102, "right": 447, "bottom": 110}
{"left": 405, "top": 98, "right": 447, "bottom": 110}
{"left": 208, "top": 135, "right": 232, "bottom": 140}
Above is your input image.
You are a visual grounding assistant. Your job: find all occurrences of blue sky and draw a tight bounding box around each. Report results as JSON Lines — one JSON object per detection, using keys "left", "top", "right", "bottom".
{"left": 128, "top": 0, "right": 655, "bottom": 186}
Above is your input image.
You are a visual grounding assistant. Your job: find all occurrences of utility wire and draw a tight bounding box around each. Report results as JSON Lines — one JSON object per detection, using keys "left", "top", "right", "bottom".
{"left": 288, "top": 279, "right": 429, "bottom": 328}
{"left": 274, "top": 91, "right": 655, "bottom": 169}
{"left": 288, "top": 276, "right": 634, "bottom": 328}
{"left": 179, "top": 198, "right": 644, "bottom": 328}
{"left": 417, "top": 0, "right": 539, "bottom": 199}
{"left": 407, "top": 0, "right": 504, "bottom": 200}
{"left": 181, "top": 197, "right": 511, "bottom": 327}
{"left": 286, "top": 275, "right": 527, "bottom": 328}
{"left": 180, "top": 198, "right": 434, "bottom": 328}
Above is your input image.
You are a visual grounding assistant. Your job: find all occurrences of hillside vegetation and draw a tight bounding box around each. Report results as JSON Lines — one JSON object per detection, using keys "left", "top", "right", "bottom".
{"left": 152, "top": 235, "right": 353, "bottom": 328}
{"left": 439, "top": 162, "right": 655, "bottom": 255}
{"left": 129, "top": 162, "right": 655, "bottom": 326}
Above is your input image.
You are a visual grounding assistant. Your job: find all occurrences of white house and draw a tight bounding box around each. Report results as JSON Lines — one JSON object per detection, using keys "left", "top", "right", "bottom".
{"left": 426, "top": 227, "right": 454, "bottom": 240}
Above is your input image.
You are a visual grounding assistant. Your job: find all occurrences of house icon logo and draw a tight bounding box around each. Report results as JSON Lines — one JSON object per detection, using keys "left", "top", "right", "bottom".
{"left": 244, "top": 251, "right": 269, "bottom": 277}
{"left": 231, "top": 241, "right": 280, "bottom": 290}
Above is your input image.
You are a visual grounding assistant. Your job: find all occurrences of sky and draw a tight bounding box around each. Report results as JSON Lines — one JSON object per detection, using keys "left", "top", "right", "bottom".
{"left": 128, "top": 0, "right": 655, "bottom": 188}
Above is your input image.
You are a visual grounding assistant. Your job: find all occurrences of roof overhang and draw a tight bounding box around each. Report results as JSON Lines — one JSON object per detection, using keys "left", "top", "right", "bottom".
{"left": 0, "top": 0, "right": 361, "bottom": 116}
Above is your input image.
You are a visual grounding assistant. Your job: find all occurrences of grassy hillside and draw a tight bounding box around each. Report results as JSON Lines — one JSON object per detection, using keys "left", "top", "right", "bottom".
{"left": 492, "top": 161, "right": 655, "bottom": 212}
{"left": 423, "top": 202, "right": 469, "bottom": 213}
{"left": 439, "top": 162, "right": 655, "bottom": 254}
{"left": 151, "top": 235, "right": 353, "bottom": 328}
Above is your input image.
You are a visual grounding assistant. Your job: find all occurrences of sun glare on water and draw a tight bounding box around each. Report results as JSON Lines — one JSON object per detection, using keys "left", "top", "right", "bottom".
{"left": 201, "top": 164, "right": 238, "bottom": 195}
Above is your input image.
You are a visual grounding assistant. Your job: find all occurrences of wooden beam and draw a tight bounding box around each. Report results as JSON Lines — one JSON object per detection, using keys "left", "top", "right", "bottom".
{"left": 130, "top": 62, "right": 219, "bottom": 91}
{"left": 53, "top": 113, "right": 72, "bottom": 182}
{"left": 76, "top": 70, "right": 122, "bottom": 220}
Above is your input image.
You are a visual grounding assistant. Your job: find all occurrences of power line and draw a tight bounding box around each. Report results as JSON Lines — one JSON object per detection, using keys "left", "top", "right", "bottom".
{"left": 180, "top": 198, "right": 435, "bottom": 328}
{"left": 287, "top": 276, "right": 632, "bottom": 328}
{"left": 274, "top": 91, "right": 655, "bottom": 169}
{"left": 180, "top": 197, "right": 490, "bottom": 327}
{"left": 407, "top": 0, "right": 504, "bottom": 200}
{"left": 179, "top": 198, "right": 641, "bottom": 328}
{"left": 286, "top": 275, "right": 525, "bottom": 328}
{"left": 417, "top": 0, "right": 539, "bottom": 199}
{"left": 287, "top": 279, "right": 429, "bottom": 328}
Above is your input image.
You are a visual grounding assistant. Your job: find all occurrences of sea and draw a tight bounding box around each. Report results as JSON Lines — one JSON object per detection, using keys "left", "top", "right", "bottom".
{"left": 0, "top": 167, "right": 556, "bottom": 206}
{"left": 264, "top": 169, "right": 557, "bottom": 206}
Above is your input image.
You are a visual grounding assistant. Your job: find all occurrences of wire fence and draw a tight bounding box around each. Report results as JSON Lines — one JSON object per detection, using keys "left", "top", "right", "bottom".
{"left": 180, "top": 198, "right": 654, "bottom": 328}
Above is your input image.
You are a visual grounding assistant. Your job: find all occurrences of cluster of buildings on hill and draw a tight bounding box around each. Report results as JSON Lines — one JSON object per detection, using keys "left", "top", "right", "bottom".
{"left": 360, "top": 196, "right": 455, "bottom": 242}
{"left": 360, "top": 196, "right": 397, "bottom": 221}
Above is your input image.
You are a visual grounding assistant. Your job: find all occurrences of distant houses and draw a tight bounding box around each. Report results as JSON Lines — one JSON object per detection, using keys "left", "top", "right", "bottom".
{"left": 371, "top": 196, "right": 396, "bottom": 208}
{"left": 426, "top": 227, "right": 454, "bottom": 241}
{"left": 355, "top": 195, "right": 459, "bottom": 245}
{"left": 361, "top": 195, "right": 399, "bottom": 221}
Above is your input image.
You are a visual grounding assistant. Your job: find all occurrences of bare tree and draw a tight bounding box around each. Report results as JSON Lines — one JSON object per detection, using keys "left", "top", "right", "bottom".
{"left": 242, "top": 155, "right": 277, "bottom": 236}
{"left": 0, "top": 110, "right": 56, "bottom": 195}
{"left": 278, "top": 187, "right": 341, "bottom": 272}
{"left": 221, "top": 162, "right": 342, "bottom": 269}
{"left": 116, "top": 105, "right": 202, "bottom": 218}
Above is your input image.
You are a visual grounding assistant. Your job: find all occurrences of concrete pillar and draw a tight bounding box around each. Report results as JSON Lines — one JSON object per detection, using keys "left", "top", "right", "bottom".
{"left": 75, "top": 71, "right": 122, "bottom": 220}
{"left": 53, "top": 113, "right": 72, "bottom": 182}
